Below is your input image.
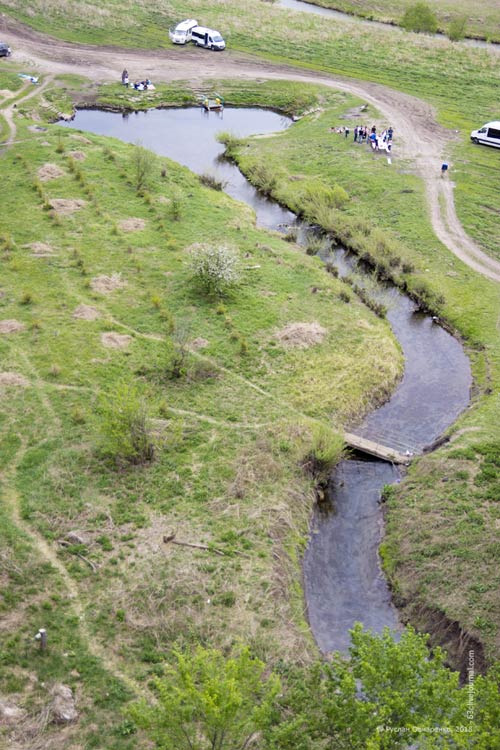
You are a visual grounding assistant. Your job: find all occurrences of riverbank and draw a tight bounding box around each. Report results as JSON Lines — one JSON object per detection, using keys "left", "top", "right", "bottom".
{"left": 0, "top": 76, "right": 404, "bottom": 748}
{"left": 19, "top": 70, "right": 500, "bottom": 664}
{"left": 279, "top": 0, "right": 500, "bottom": 44}
{"left": 219, "top": 87, "right": 500, "bottom": 665}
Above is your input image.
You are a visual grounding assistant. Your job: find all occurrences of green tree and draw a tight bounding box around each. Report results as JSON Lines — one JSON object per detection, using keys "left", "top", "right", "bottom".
{"left": 97, "top": 381, "right": 155, "bottom": 464}
{"left": 129, "top": 646, "right": 281, "bottom": 750}
{"left": 268, "top": 625, "right": 500, "bottom": 749}
{"left": 401, "top": 3, "right": 438, "bottom": 34}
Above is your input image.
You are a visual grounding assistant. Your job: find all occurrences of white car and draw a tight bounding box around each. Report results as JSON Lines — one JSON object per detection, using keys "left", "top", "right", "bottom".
{"left": 169, "top": 19, "right": 198, "bottom": 44}
{"left": 470, "top": 121, "right": 500, "bottom": 148}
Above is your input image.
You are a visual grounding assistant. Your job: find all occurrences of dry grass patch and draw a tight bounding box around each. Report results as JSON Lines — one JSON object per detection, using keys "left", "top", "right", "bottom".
{"left": 0, "top": 372, "right": 29, "bottom": 387}
{"left": 68, "top": 151, "right": 86, "bottom": 161}
{"left": 118, "top": 218, "right": 146, "bottom": 233}
{"left": 90, "top": 273, "right": 126, "bottom": 294}
{"left": 71, "top": 134, "right": 91, "bottom": 145}
{"left": 191, "top": 337, "right": 209, "bottom": 350}
{"left": 100, "top": 332, "right": 132, "bottom": 349}
{"left": 26, "top": 241, "right": 55, "bottom": 257}
{"left": 49, "top": 199, "right": 86, "bottom": 216}
{"left": 72, "top": 304, "right": 100, "bottom": 321}
{"left": 37, "top": 163, "right": 65, "bottom": 182}
{"left": 274, "top": 321, "right": 326, "bottom": 349}
{"left": 0, "top": 320, "right": 26, "bottom": 334}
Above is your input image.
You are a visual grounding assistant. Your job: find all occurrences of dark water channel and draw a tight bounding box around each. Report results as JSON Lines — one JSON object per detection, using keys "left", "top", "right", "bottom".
{"left": 60, "top": 108, "right": 472, "bottom": 652}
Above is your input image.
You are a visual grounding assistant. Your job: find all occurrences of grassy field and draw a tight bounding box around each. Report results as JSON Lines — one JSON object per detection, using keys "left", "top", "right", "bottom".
{"left": 1, "top": 0, "right": 499, "bottom": 261}
{"left": 293, "top": 0, "right": 500, "bottom": 42}
{"left": 0, "top": 75, "right": 403, "bottom": 747}
{"left": 220, "top": 87, "right": 500, "bottom": 663}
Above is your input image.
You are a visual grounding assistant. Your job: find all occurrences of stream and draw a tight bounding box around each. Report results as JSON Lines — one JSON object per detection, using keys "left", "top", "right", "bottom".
{"left": 278, "top": 0, "right": 500, "bottom": 52}
{"left": 59, "top": 107, "right": 472, "bottom": 652}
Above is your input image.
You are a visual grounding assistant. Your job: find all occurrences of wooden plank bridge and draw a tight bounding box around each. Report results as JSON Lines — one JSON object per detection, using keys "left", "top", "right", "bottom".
{"left": 343, "top": 432, "right": 414, "bottom": 464}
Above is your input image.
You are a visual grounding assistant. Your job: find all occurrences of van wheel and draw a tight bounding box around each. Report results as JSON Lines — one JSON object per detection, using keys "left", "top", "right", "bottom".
{"left": 472, "top": 138, "right": 479, "bottom": 144}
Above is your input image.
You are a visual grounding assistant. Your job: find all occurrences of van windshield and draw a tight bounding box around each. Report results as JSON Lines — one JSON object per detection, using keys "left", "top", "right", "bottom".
{"left": 212, "top": 35, "right": 223, "bottom": 42}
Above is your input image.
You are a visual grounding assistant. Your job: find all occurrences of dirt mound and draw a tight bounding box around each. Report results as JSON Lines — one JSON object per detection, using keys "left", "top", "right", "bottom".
{"left": 191, "top": 337, "right": 209, "bottom": 350}
{"left": 69, "top": 150, "right": 86, "bottom": 161}
{"left": 71, "top": 134, "right": 91, "bottom": 145}
{"left": 101, "top": 332, "right": 132, "bottom": 349}
{"left": 275, "top": 321, "right": 326, "bottom": 349}
{"left": 118, "top": 217, "right": 146, "bottom": 232}
{"left": 73, "top": 304, "right": 100, "bottom": 321}
{"left": 49, "top": 198, "right": 86, "bottom": 215}
{"left": 37, "top": 163, "right": 65, "bottom": 181}
{"left": 0, "top": 319, "right": 26, "bottom": 334}
{"left": 90, "top": 273, "right": 126, "bottom": 294}
{"left": 26, "top": 241, "right": 54, "bottom": 256}
{"left": 0, "top": 372, "right": 29, "bottom": 387}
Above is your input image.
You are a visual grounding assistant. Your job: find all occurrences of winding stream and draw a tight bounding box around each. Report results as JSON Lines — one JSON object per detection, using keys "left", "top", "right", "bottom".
{"left": 59, "top": 108, "right": 472, "bottom": 651}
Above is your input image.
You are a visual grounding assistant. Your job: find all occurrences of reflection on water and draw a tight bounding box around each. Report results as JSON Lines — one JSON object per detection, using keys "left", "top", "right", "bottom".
{"left": 59, "top": 107, "right": 295, "bottom": 229}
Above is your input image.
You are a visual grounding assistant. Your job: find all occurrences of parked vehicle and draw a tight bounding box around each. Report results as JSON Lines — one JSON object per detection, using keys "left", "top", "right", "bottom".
{"left": 0, "top": 42, "right": 12, "bottom": 57}
{"left": 168, "top": 19, "right": 198, "bottom": 45}
{"left": 470, "top": 121, "right": 500, "bottom": 149}
{"left": 190, "top": 26, "right": 225, "bottom": 50}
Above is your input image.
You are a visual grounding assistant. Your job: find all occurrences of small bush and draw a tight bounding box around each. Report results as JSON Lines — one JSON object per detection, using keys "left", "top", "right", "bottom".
{"left": 302, "top": 423, "right": 344, "bottom": 480}
{"left": 97, "top": 382, "right": 155, "bottom": 465}
{"left": 20, "top": 291, "right": 33, "bottom": 305}
{"left": 168, "top": 186, "right": 184, "bottom": 221}
{"left": 401, "top": 3, "right": 438, "bottom": 33}
{"left": 448, "top": 16, "right": 467, "bottom": 41}
{"left": 189, "top": 243, "right": 241, "bottom": 296}
{"left": 199, "top": 172, "right": 228, "bottom": 191}
{"left": 132, "top": 142, "right": 157, "bottom": 193}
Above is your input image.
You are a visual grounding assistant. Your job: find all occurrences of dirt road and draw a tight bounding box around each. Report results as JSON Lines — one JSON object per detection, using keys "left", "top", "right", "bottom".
{"left": 2, "top": 17, "right": 499, "bottom": 283}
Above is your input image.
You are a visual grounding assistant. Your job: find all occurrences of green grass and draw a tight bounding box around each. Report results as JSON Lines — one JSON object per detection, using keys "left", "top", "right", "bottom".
{"left": 0, "top": 81, "right": 402, "bottom": 747}
{"left": 2, "top": 0, "right": 499, "bottom": 265}
{"left": 290, "top": 0, "right": 500, "bottom": 42}
{"left": 223, "top": 85, "right": 500, "bottom": 663}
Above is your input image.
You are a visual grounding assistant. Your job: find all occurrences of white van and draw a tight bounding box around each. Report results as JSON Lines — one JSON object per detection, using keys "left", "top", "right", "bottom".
{"left": 470, "top": 121, "right": 500, "bottom": 149}
{"left": 169, "top": 19, "right": 198, "bottom": 44}
{"left": 190, "top": 25, "right": 225, "bottom": 50}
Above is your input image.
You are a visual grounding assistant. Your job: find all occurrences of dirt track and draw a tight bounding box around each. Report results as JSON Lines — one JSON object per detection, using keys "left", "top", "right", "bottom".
{"left": 2, "top": 16, "right": 499, "bottom": 283}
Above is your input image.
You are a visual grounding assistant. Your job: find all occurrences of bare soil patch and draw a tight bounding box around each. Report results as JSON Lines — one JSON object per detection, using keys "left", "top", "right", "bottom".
{"left": 71, "top": 134, "right": 91, "bottom": 145}
{"left": 118, "top": 217, "right": 146, "bottom": 232}
{"left": 68, "top": 150, "right": 86, "bottom": 161}
{"left": 90, "top": 273, "right": 126, "bottom": 294}
{"left": 73, "top": 304, "right": 100, "bottom": 321}
{"left": 101, "top": 332, "right": 132, "bottom": 349}
{"left": 0, "top": 319, "right": 26, "bottom": 334}
{"left": 191, "top": 337, "right": 209, "bottom": 350}
{"left": 275, "top": 321, "right": 326, "bottom": 349}
{"left": 37, "top": 162, "right": 65, "bottom": 181}
{"left": 26, "top": 241, "right": 55, "bottom": 256}
{"left": 49, "top": 198, "right": 86, "bottom": 215}
{"left": 0, "top": 372, "right": 29, "bottom": 387}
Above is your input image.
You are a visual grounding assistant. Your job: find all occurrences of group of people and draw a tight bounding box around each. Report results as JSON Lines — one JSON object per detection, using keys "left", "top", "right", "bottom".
{"left": 330, "top": 124, "right": 394, "bottom": 153}
{"left": 121, "top": 70, "right": 155, "bottom": 91}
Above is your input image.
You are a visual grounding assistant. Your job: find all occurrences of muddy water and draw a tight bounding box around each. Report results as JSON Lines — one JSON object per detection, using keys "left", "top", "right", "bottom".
{"left": 59, "top": 108, "right": 472, "bottom": 652}
{"left": 279, "top": 0, "right": 500, "bottom": 52}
